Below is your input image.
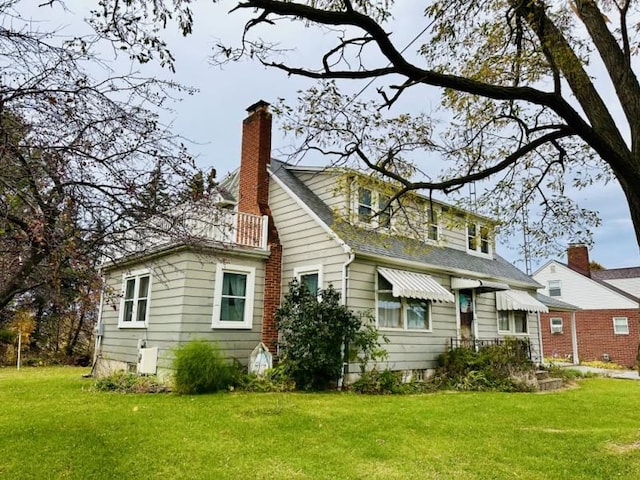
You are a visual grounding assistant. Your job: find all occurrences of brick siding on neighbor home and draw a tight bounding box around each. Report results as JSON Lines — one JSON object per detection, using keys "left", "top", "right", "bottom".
{"left": 541, "top": 309, "right": 640, "bottom": 367}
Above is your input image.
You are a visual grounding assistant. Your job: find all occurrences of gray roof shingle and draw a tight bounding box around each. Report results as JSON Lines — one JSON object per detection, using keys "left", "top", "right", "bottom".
{"left": 270, "top": 159, "right": 539, "bottom": 288}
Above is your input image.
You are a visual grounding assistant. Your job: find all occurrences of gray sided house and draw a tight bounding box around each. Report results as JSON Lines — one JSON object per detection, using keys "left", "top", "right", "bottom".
{"left": 95, "top": 101, "right": 548, "bottom": 380}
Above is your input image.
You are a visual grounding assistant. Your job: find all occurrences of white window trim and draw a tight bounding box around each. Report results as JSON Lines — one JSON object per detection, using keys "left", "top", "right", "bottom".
{"left": 497, "top": 310, "right": 529, "bottom": 335}
{"left": 376, "top": 275, "right": 432, "bottom": 332}
{"left": 613, "top": 316, "right": 629, "bottom": 335}
{"left": 212, "top": 264, "right": 256, "bottom": 330}
{"left": 465, "top": 221, "right": 492, "bottom": 257}
{"left": 293, "top": 264, "right": 323, "bottom": 292}
{"left": 424, "top": 207, "right": 440, "bottom": 243}
{"left": 118, "top": 268, "right": 152, "bottom": 329}
{"left": 548, "top": 280, "right": 562, "bottom": 297}
{"left": 352, "top": 183, "right": 393, "bottom": 230}
{"left": 550, "top": 317, "right": 563, "bottom": 334}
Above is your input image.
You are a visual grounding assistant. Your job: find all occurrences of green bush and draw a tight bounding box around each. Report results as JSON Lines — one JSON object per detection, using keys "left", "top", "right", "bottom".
{"left": 238, "top": 364, "right": 296, "bottom": 392}
{"left": 172, "top": 340, "right": 236, "bottom": 394}
{"left": 351, "top": 368, "right": 439, "bottom": 394}
{"left": 436, "top": 338, "right": 536, "bottom": 392}
{"left": 94, "top": 371, "right": 167, "bottom": 393}
{"left": 276, "top": 280, "right": 385, "bottom": 390}
{"left": 351, "top": 368, "right": 402, "bottom": 394}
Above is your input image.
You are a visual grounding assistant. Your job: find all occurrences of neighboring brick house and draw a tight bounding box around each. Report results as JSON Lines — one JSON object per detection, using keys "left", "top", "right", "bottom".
{"left": 95, "top": 101, "right": 548, "bottom": 380}
{"left": 533, "top": 245, "right": 640, "bottom": 367}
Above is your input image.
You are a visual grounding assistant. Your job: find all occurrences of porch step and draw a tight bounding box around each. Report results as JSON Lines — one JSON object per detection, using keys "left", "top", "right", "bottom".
{"left": 537, "top": 377, "right": 563, "bottom": 391}
{"left": 535, "top": 370, "right": 549, "bottom": 381}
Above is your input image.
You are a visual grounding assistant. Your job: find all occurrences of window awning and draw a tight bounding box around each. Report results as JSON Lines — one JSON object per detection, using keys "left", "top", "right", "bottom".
{"left": 496, "top": 290, "right": 549, "bottom": 313}
{"left": 378, "top": 267, "right": 455, "bottom": 303}
{"left": 451, "top": 277, "right": 510, "bottom": 293}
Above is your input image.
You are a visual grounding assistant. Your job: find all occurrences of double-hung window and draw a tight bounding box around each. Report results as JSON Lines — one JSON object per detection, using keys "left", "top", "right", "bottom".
{"left": 293, "top": 265, "right": 323, "bottom": 295}
{"left": 497, "top": 310, "right": 528, "bottom": 334}
{"left": 377, "top": 274, "right": 431, "bottom": 331}
{"left": 467, "top": 222, "right": 492, "bottom": 255}
{"left": 548, "top": 280, "right": 562, "bottom": 297}
{"left": 425, "top": 208, "right": 439, "bottom": 242}
{"left": 613, "top": 317, "right": 629, "bottom": 335}
{"left": 357, "top": 187, "right": 392, "bottom": 229}
{"left": 119, "top": 270, "right": 151, "bottom": 328}
{"left": 212, "top": 264, "right": 255, "bottom": 329}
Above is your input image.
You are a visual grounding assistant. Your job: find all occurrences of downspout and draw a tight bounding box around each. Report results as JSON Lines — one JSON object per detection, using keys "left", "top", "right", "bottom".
{"left": 341, "top": 248, "right": 355, "bottom": 307}
{"left": 537, "top": 312, "right": 544, "bottom": 366}
{"left": 571, "top": 311, "right": 579, "bottom": 365}
{"left": 338, "top": 248, "right": 356, "bottom": 389}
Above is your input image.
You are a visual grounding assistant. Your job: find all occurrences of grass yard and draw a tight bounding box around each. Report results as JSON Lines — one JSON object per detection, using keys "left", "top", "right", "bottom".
{"left": 1, "top": 368, "right": 640, "bottom": 479}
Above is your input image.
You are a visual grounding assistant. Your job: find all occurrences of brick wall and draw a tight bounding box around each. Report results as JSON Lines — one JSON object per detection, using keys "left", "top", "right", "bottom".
{"left": 238, "top": 100, "right": 281, "bottom": 354}
{"left": 239, "top": 100, "right": 271, "bottom": 217}
{"left": 540, "top": 312, "right": 575, "bottom": 361}
{"left": 541, "top": 309, "right": 639, "bottom": 367}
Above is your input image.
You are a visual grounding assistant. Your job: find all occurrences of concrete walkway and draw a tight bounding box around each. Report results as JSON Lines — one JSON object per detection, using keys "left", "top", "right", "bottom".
{"left": 558, "top": 363, "right": 640, "bottom": 380}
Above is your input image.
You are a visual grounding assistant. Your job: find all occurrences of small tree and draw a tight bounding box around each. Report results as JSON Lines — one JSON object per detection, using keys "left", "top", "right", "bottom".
{"left": 275, "top": 280, "right": 381, "bottom": 390}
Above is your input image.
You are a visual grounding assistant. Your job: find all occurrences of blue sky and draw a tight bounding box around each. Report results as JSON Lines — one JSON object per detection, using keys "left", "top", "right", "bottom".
{"left": 19, "top": 0, "right": 640, "bottom": 272}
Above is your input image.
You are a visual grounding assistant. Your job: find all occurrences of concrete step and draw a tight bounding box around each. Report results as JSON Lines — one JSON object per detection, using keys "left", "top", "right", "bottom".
{"left": 537, "top": 377, "right": 563, "bottom": 391}
{"left": 535, "top": 370, "right": 549, "bottom": 381}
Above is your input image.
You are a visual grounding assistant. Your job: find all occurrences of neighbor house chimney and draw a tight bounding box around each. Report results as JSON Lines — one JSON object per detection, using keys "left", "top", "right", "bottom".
{"left": 238, "top": 100, "right": 272, "bottom": 216}
{"left": 567, "top": 243, "right": 590, "bottom": 277}
{"left": 238, "top": 100, "right": 281, "bottom": 355}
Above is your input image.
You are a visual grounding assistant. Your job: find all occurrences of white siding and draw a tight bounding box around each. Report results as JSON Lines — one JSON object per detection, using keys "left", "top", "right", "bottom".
{"left": 534, "top": 261, "right": 638, "bottom": 309}
{"left": 346, "top": 260, "right": 458, "bottom": 371}
{"left": 99, "top": 249, "right": 265, "bottom": 373}
{"left": 269, "top": 178, "right": 349, "bottom": 295}
{"left": 603, "top": 277, "right": 640, "bottom": 298}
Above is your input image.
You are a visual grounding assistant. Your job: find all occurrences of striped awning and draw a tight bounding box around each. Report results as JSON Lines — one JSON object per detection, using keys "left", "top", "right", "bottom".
{"left": 378, "top": 267, "right": 455, "bottom": 303}
{"left": 496, "top": 290, "right": 548, "bottom": 313}
{"left": 451, "top": 277, "right": 510, "bottom": 292}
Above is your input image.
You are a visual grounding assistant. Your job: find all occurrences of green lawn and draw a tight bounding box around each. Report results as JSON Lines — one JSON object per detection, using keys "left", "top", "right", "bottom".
{"left": 1, "top": 367, "right": 640, "bottom": 479}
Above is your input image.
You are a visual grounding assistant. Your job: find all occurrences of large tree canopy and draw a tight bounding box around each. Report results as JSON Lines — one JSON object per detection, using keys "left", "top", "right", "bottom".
{"left": 90, "top": 0, "right": 640, "bottom": 258}
{"left": 0, "top": 1, "right": 197, "bottom": 319}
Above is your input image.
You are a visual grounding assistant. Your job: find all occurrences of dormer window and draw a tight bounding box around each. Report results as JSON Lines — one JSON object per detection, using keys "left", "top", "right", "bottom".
{"left": 426, "top": 208, "right": 439, "bottom": 242}
{"left": 356, "top": 186, "right": 392, "bottom": 229}
{"left": 358, "top": 187, "right": 373, "bottom": 223}
{"left": 467, "top": 222, "right": 492, "bottom": 256}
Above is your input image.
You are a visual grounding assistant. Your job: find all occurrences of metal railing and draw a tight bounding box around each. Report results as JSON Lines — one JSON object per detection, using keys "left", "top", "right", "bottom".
{"left": 449, "top": 337, "right": 532, "bottom": 361}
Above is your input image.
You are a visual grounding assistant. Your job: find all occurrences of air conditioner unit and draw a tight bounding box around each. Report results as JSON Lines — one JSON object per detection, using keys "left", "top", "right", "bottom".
{"left": 550, "top": 324, "right": 563, "bottom": 334}
{"left": 137, "top": 347, "right": 158, "bottom": 375}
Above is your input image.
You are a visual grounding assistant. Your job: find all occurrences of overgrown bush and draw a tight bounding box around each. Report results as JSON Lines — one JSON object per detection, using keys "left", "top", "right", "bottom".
{"left": 276, "top": 280, "right": 386, "bottom": 390}
{"left": 172, "top": 340, "right": 237, "bottom": 394}
{"left": 94, "top": 371, "right": 168, "bottom": 393}
{"left": 351, "top": 368, "right": 439, "bottom": 394}
{"left": 238, "top": 364, "right": 296, "bottom": 392}
{"left": 436, "top": 338, "right": 536, "bottom": 392}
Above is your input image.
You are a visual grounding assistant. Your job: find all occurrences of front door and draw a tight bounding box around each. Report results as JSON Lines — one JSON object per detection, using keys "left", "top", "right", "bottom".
{"left": 459, "top": 289, "right": 474, "bottom": 341}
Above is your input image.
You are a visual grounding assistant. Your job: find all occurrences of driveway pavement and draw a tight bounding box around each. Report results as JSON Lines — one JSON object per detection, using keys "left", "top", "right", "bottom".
{"left": 559, "top": 364, "right": 640, "bottom": 380}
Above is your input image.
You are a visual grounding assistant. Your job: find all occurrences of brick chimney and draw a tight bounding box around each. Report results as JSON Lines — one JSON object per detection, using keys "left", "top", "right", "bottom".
{"left": 567, "top": 243, "right": 590, "bottom": 277}
{"left": 238, "top": 100, "right": 281, "bottom": 354}
{"left": 239, "top": 100, "right": 272, "bottom": 216}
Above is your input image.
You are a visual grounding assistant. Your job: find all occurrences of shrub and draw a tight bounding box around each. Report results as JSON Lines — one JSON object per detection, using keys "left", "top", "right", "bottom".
{"left": 276, "top": 280, "right": 386, "bottom": 390}
{"left": 94, "top": 371, "right": 167, "bottom": 393}
{"left": 436, "top": 338, "right": 536, "bottom": 392}
{"left": 172, "top": 340, "right": 236, "bottom": 394}
{"left": 238, "top": 364, "right": 296, "bottom": 392}
{"left": 351, "top": 368, "right": 402, "bottom": 394}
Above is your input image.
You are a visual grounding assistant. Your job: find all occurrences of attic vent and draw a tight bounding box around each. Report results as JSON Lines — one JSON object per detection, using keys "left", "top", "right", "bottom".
{"left": 550, "top": 265, "right": 556, "bottom": 273}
